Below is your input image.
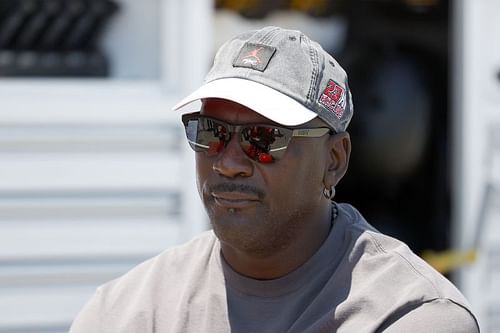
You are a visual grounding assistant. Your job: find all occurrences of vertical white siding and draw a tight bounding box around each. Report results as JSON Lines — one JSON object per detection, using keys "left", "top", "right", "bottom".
{"left": 454, "top": 0, "right": 500, "bottom": 330}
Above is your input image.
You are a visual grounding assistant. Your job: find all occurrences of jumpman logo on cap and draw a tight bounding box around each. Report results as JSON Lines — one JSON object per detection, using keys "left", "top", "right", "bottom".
{"left": 241, "top": 47, "right": 264, "bottom": 66}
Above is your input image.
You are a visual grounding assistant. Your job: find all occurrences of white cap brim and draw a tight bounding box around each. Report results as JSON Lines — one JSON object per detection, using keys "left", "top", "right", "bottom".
{"left": 172, "top": 78, "right": 317, "bottom": 126}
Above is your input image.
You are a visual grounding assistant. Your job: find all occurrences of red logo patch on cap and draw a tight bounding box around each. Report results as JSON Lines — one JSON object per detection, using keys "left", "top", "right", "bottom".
{"left": 319, "top": 79, "right": 346, "bottom": 119}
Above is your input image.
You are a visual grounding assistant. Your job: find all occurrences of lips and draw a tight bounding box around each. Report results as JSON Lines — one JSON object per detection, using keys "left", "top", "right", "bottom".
{"left": 211, "top": 191, "right": 260, "bottom": 209}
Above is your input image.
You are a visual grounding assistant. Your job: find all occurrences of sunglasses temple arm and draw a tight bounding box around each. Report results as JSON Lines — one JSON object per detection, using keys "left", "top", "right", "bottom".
{"left": 188, "top": 140, "right": 210, "bottom": 149}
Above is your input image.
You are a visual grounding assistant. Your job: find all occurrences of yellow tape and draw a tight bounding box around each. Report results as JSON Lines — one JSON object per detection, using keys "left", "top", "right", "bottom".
{"left": 421, "top": 249, "right": 478, "bottom": 274}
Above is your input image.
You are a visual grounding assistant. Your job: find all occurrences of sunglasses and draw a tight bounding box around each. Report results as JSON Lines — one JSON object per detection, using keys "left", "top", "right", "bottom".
{"left": 181, "top": 112, "right": 333, "bottom": 163}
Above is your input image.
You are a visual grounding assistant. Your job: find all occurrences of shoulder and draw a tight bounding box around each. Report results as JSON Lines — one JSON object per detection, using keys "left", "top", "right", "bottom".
{"left": 337, "top": 204, "right": 466, "bottom": 300}
{"left": 334, "top": 203, "right": 479, "bottom": 331}
{"left": 69, "top": 230, "right": 218, "bottom": 332}
{"left": 99, "top": 230, "right": 218, "bottom": 303}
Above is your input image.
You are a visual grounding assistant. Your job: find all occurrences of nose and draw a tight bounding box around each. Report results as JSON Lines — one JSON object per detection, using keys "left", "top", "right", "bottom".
{"left": 213, "top": 134, "right": 253, "bottom": 178}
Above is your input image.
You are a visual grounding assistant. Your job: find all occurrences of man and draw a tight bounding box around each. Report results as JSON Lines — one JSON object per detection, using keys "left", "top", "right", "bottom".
{"left": 70, "top": 26, "right": 479, "bottom": 332}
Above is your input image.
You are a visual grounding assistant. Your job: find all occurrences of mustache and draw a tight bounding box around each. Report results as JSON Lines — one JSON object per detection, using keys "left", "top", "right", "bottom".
{"left": 208, "top": 183, "right": 265, "bottom": 199}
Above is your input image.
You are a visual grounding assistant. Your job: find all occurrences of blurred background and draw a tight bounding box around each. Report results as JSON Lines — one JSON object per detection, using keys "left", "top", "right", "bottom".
{"left": 0, "top": 0, "right": 499, "bottom": 332}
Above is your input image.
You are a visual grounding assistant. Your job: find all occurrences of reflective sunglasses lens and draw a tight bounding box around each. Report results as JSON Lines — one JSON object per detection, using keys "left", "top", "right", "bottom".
{"left": 185, "top": 118, "right": 226, "bottom": 155}
{"left": 241, "top": 126, "right": 290, "bottom": 163}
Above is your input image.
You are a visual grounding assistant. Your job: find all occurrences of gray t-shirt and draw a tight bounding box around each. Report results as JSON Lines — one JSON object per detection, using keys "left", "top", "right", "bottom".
{"left": 69, "top": 204, "right": 479, "bottom": 332}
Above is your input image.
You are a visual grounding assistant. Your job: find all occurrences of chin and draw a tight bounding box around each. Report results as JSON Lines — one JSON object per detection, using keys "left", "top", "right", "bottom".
{"left": 209, "top": 213, "right": 294, "bottom": 259}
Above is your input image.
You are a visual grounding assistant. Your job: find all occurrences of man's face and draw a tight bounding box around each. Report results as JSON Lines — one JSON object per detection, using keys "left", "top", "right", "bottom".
{"left": 195, "top": 98, "right": 332, "bottom": 258}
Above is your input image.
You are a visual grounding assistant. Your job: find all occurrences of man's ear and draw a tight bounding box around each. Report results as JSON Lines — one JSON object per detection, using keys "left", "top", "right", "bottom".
{"left": 323, "top": 132, "right": 351, "bottom": 189}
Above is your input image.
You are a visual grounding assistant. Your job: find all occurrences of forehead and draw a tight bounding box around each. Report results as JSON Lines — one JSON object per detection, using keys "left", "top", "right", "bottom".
{"left": 200, "top": 98, "right": 326, "bottom": 127}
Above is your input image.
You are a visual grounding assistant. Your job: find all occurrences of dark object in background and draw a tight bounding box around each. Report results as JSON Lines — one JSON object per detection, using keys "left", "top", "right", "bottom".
{"left": 336, "top": 0, "right": 450, "bottom": 255}
{"left": 345, "top": 47, "right": 431, "bottom": 182}
{"left": 0, "top": 0, "right": 119, "bottom": 77}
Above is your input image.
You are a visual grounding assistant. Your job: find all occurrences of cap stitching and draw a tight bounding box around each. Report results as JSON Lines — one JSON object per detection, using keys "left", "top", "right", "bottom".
{"left": 257, "top": 27, "right": 280, "bottom": 45}
{"left": 306, "top": 37, "right": 319, "bottom": 107}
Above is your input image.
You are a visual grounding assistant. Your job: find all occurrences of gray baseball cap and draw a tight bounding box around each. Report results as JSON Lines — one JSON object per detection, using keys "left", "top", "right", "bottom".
{"left": 173, "top": 26, "right": 353, "bottom": 133}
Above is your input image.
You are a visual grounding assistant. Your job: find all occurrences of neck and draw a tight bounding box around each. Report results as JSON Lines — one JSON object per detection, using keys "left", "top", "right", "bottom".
{"left": 220, "top": 203, "right": 333, "bottom": 280}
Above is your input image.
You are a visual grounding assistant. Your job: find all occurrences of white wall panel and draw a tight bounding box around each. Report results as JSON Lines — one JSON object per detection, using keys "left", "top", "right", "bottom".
{"left": 0, "top": 153, "right": 182, "bottom": 190}
{"left": 0, "top": 86, "right": 206, "bottom": 331}
{"left": 0, "top": 99, "right": 205, "bottom": 332}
